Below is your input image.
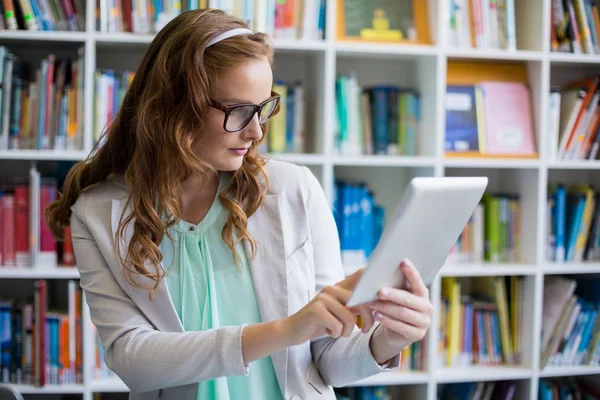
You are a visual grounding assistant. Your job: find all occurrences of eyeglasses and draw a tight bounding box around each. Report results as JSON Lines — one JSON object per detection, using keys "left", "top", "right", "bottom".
{"left": 209, "top": 91, "right": 281, "bottom": 132}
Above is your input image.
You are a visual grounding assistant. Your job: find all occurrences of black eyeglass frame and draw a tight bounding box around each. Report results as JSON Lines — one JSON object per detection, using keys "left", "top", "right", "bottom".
{"left": 208, "top": 91, "right": 281, "bottom": 133}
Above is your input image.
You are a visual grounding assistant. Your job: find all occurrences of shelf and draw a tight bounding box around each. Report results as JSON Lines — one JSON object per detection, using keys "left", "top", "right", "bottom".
{"left": 440, "top": 263, "right": 538, "bottom": 277}
{"left": 15, "top": 384, "right": 85, "bottom": 394}
{"left": 335, "top": 42, "right": 438, "bottom": 58}
{"left": 345, "top": 370, "right": 429, "bottom": 387}
{"left": 543, "top": 263, "right": 600, "bottom": 275}
{"left": 0, "top": 31, "right": 87, "bottom": 42}
{"left": 539, "top": 365, "right": 600, "bottom": 378}
{"left": 91, "top": 376, "right": 129, "bottom": 392}
{"left": 265, "top": 153, "right": 325, "bottom": 165}
{"left": 549, "top": 52, "right": 600, "bottom": 65}
{"left": 445, "top": 48, "right": 543, "bottom": 62}
{"left": 547, "top": 161, "right": 600, "bottom": 170}
{"left": 436, "top": 366, "right": 533, "bottom": 383}
{"left": 332, "top": 155, "right": 437, "bottom": 168}
{"left": 0, "top": 266, "right": 79, "bottom": 279}
{"left": 443, "top": 157, "right": 540, "bottom": 169}
{"left": 0, "top": 150, "right": 88, "bottom": 161}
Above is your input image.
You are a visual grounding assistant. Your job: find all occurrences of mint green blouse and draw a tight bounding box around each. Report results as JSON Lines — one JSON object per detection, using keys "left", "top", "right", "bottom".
{"left": 160, "top": 175, "right": 283, "bottom": 400}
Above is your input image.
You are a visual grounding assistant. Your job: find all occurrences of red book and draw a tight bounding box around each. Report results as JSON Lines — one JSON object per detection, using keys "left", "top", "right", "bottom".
{"left": 62, "top": 226, "right": 75, "bottom": 266}
{"left": 15, "top": 185, "right": 29, "bottom": 266}
{"left": 2, "top": 193, "right": 15, "bottom": 266}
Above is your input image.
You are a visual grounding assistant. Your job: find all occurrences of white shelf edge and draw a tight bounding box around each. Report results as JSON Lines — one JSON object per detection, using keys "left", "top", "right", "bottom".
{"left": 334, "top": 42, "right": 439, "bottom": 57}
{"left": 15, "top": 384, "right": 85, "bottom": 394}
{"left": 440, "top": 263, "right": 538, "bottom": 277}
{"left": 445, "top": 48, "right": 543, "bottom": 61}
{"left": 265, "top": 153, "right": 326, "bottom": 165}
{"left": 332, "top": 155, "right": 437, "bottom": 167}
{"left": 343, "top": 370, "right": 429, "bottom": 387}
{"left": 538, "top": 365, "right": 600, "bottom": 378}
{"left": 549, "top": 52, "right": 600, "bottom": 64}
{"left": 0, "top": 31, "right": 87, "bottom": 42}
{"left": 542, "top": 263, "right": 600, "bottom": 275}
{"left": 435, "top": 366, "right": 534, "bottom": 383}
{"left": 91, "top": 376, "right": 129, "bottom": 392}
{"left": 0, "top": 266, "right": 79, "bottom": 279}
{"left": 547, "top": 161, "right": 600, "bottom": 170}
{"left": 0, "top": 150, "right": 88, "bottom": 161}
{"left": 443, "top": 157, "right": 541, "bottom": 169}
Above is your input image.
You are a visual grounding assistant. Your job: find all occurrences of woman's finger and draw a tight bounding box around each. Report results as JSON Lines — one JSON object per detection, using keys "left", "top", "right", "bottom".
{"left": 319, "top": 291, "right": 357, "bottom": 337}
{"left": 368, "top": 301, "right": 430, "bottom": 328}
{"left": 401, "top": 259, "right": 429, "bottom": 297}
{"left": 352, "top": 304, "right": 375, "bottom": 333}
{"left": 378, "top": 287, "right": 433, "bottom": 314}
{"left": 376, "top": 312, "right": 426, "bottom": 340}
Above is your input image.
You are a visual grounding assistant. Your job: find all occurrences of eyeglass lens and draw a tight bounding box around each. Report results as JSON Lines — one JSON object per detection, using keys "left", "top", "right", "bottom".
{"left": 225, "top": 97, "right": 279, "bottom": 131}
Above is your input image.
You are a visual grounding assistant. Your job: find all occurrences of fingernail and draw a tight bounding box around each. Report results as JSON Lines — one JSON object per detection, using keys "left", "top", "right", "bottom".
{"left": 379, "top": 288, "right": 389, "bottom": 298}
{"left": 374, "top": 312, "right": 383, "bottom": 321}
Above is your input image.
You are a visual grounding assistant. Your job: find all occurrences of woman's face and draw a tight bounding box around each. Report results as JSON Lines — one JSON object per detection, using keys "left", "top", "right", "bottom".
{"left": 196, "top": 56, "right": 274, "bottom": 171}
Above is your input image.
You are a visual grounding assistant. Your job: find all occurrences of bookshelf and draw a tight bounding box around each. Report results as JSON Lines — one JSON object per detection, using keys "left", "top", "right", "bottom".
{"left": 1, "top": 0, "right": 600, "bottom": 399}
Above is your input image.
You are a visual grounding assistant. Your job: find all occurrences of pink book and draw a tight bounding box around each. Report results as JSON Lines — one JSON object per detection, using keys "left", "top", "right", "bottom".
{"left": 2, "top": 194, "right": 15, "bottom": 266}
{"left": 478, "top": 82, "right": 537, "bottom": 156}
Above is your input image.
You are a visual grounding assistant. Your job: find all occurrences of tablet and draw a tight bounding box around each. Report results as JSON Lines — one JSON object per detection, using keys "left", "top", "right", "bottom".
{"left": 346, "top": 176, "right": 488, "bottom": 307}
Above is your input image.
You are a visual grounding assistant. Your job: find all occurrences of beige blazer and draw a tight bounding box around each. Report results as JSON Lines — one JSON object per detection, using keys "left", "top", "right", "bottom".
{"left": 70, "top": 159, "right": 399, "bottom": 400}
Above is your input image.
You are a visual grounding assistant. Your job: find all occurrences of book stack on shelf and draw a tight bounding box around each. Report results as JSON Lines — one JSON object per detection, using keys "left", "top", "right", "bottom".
{"left": 0, "top": 279, "right": 83, "bottom": 386}
{"left": 447, "top": 192, "right": 521, "bottom": 264}
{"left": 551, "top": 0, "right": 600, "bottom": 55}
{"left": 549, "top": 76, "right": 600, "bottom": 162}
{"left": 0, "top": 45, "right": 85, "bottom": 152}
{"left": 447, "top": 0, "right": 517, "bottom": 51}
{"left": 261, "top": 80, "right": 305, "bottom": 154}
{"left": 539, "top": 376, "right": 600, "bottom": 398}
{"left": 439, "top": 276, "right": 524, "bottom": 368}
{"left": 546, "top": 184, "right": 600, "bottom": 263}
{"left": 335, "top": 73, "right": 421, "bottom": 156}
{"left": 93, "top": 70, "right": 135, "bottom": 144}
{"left": 96, "top": 0, "right": 325, "bottom": 39}
{"left": 0, "top": 0, "right": 84, "bottom": 31}
{"left": 438, "top": 380, "right": 519, "bottom": 400}
{"left": 541, "top": 276, "right": 600, "bottom": 369}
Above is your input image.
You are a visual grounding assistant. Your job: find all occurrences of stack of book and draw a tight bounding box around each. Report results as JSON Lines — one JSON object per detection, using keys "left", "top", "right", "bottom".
{"left": 548, "top": 76, "right": 600, "bottom": 161}
{"left": 0, "top": 46, "right": 85, "bottom": 152}
{"left": 0, "top": 166, "right": 75, "bottom": 268}
{"left": 94, "top": 69, "right": 136, "bottom": 144}
{"left": 96, "top": 0, "right": 325, "bottom": 40}
{"left": 261, "top": 80, "right": 305, "bottom": 155}
{"left": 439, "top": 276, "right": 524, "bottom": 367}
{"left": 0, "top": 0, "right": 84, "bottom": 31}
{"left": 333, "top": 180, "right": 385, "bottom": 271}
{"left": 0, "top": 280, "right": 83, "bottom": 386}
{"left": 447, "top": 0, "right": 516, "bottom": 51}
{"left": 447, "top": 192, "right": 521, "bottom": 264}
{"left": 546, "top": 184, "right": 600, "bottom": 263}
{"left": 335, "top": 73, "right": 421, "bottom": 156}
{"left": 399, "top": 339, "right": 425, "bottom": 372}
{"left": 551, "top": 0, "right": 600, "bottom": 55}
{"left": 540, "top": 276, "right": 600, "bottom": 369}
{"left": 439, "top": 381, "right": 517, "bottom": 400}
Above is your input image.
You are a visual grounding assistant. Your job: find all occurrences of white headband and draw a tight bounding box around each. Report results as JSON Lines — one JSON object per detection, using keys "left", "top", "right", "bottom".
{"left": 206, "top": 28, "right": 254, "bottom": 47}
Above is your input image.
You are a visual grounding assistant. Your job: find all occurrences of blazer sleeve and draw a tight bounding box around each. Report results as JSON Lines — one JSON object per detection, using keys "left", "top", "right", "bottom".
{"left": 302, "top": 167, "right": 400, "bottom": 387}
{"left": 70, "top": 191, "right": 250, "bottom": 393}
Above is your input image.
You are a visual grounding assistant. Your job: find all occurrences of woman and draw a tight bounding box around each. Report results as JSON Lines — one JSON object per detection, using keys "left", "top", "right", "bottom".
{"left": 46, "top": 9, "right": 433, "bottom": 400}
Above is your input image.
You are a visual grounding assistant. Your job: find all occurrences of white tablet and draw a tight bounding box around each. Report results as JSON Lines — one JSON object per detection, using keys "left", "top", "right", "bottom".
{"left": 346, "top": 176, "right": 488, "bottom": 307}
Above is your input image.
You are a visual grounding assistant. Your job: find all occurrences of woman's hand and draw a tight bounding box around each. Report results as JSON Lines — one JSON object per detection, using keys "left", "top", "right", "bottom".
{"left": 282, "top": 268, "right": 375, "bottom": 347}
{"left": 368, "top": 259, "right": 433, "bottom": 364}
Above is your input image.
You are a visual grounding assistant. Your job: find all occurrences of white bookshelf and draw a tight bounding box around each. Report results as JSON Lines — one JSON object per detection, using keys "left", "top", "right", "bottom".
{"left": 1, "top": 0, "right": 600, "bottom": 399}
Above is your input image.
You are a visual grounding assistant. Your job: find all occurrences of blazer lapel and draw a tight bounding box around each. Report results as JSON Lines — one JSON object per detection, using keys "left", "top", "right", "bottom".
{"left": 111, "top": 197, "right": 184, "bottom": 332}
{"left": 245, "top": 194, "right": 288, "bottom": 394}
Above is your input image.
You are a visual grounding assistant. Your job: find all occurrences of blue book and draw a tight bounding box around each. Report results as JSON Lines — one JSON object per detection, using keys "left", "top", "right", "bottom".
{"left": 364, "top": 191, "right": 375, "bottom": 259}
{"left": 555, "top": 185, "right": 567, "bottom": 261}
{"left": 445, "top": 85, "right": 479, "bottom": 152}
{"left": 565, "top": 194, "right": 586, "bottom": 261}
{"left": 371, "top": 87, "right": 389, "bottom": 155}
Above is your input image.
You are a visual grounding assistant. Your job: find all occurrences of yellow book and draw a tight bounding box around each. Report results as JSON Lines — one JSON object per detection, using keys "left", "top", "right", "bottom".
{"left": 269, "top": 83, "right": 287, "bottom": 153}
{"left": 442, "top": 277, "right": 462, "bottom": 367}
{"left": 570, "top": 184, "right": 595, "bottom": 261}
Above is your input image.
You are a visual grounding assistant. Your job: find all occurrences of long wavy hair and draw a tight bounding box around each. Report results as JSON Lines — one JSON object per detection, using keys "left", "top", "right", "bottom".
{"left": 46, "top": 9, "right": 274, "bottom": 297}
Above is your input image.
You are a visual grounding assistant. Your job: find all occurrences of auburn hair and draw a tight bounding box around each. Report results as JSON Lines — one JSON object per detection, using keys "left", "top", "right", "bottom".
{"left": 45, "top": 9, "right": 274, "bottom": 297}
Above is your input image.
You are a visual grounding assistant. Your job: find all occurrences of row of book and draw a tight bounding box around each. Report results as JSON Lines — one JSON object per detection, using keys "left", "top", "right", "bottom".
{"left": 257, "top": 80, "right": 306, "bottom": 155}
{"left": 0, "top": 280, "right": 83, "bottom": 386}
{"left": 540, "top": 376, "right": 600, "bottom": 399}
{"left": 541, "top": 276, "right": 600, "bottom": 369}
{"left": 94, "top": 69, "right": 135, "bottom": 143}
{"left": 549, "top": 76, "right": 600, "bottom": 161}
{"left": 447, "top": 192, "right": 521, "bottom": 264}
{"left": 546, "top": 184, "right": 600, "bottom": 263}
{"left": 334, "top": 386, "right": 389, "bottom": 400}
{"left": 0, "top": 167, "right": 75, "bottom": 268}
{"left": 444, "top": 82, "right": 537, "bottom": 157}
{"left": 97, "top": 0, "right": 325, "bottom": 40}
{"left": 399, "top": 340, "right": 424, "bottom": 372}
{"left": 335, "top": 74, "right": 420, "bottom": 156}
{"left": 551, "top": 0, "right": 600, "bottom": 55}
{"left": 438, "top": 381, "right": 517, "bottom": 400}
{"left": 439, "top": 276, "right": 524, "bottom": 367}
{"left": 448, "top": 0, "right": 517, "bottom": 51}
{"left": 0, "top": 0, "right": 83, "bottom": 31}
{"left": 332, "top": 180, "right": 385, "bottom": 270}
{"left": 0, "top": 46, "right": 85, "bottom": 151}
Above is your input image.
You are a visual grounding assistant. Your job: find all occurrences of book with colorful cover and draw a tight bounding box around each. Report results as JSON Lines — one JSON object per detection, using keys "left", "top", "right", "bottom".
{"left": 445, "top": 85, "right": 480, "bottom": 153}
